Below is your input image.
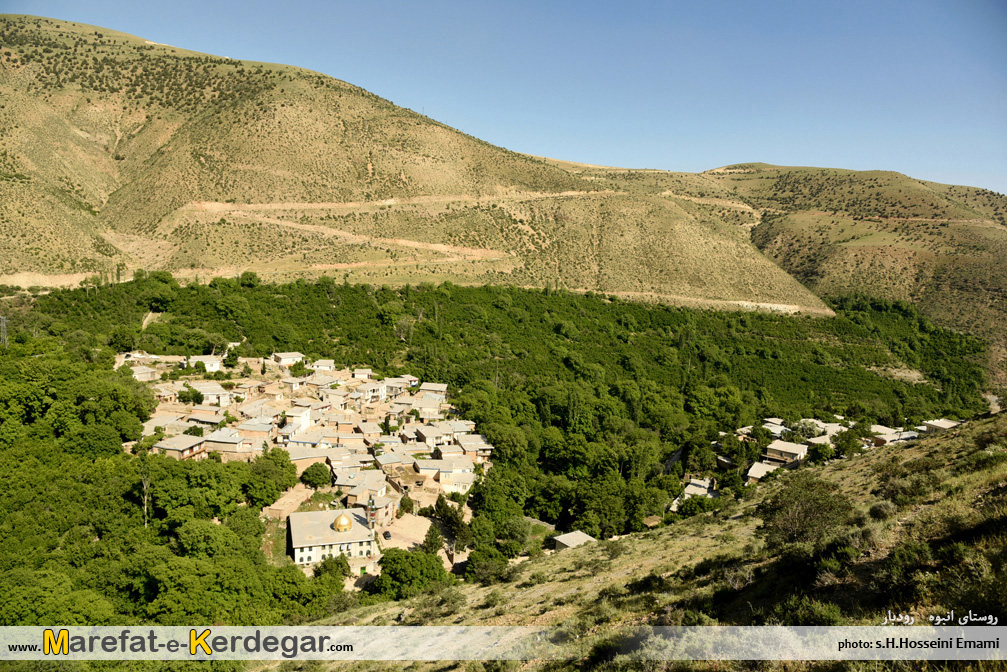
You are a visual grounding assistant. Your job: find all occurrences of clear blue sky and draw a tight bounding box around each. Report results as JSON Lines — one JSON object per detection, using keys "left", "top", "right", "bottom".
{"left": 13, "top": 0, "right": 1007, "bottom": 192}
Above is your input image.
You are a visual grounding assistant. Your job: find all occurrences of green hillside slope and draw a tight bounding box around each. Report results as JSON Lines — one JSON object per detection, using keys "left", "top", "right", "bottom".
{"left": 0, "top": 15, "right": 826, "bottom": 314}
{"left": 310, "top": 413, "right": 1007, "bottom": 671}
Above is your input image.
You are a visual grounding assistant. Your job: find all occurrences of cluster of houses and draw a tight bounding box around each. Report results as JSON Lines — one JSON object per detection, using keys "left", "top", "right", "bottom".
{"left": 125, "top": 350, "right": 495, "bottom": 576}
{"left": 672, "top": 414, "right": 963, "bottom": 511}
{"left": 125, "top": 350, "right": 968, "bottom": 572}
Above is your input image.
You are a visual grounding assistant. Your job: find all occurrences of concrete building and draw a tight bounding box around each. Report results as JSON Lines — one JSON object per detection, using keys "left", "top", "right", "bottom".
{"left": 188, "top": 355, "right": 222, "bottom": 373}
{"left": 154, "top": 434, "right": 208, "bottom": 461}
{"left": 764, "top": 439, "right": 808, "bottom": 464}
{"left": 923, "top": 419, "right": 961, "bottom": 433}
{"left": 204, "top": 428, "right": 256, "bottom": 462}
{"left": 746, "top": 461, "right": 780, "bottom": 484}
{"left": 130, "top": 365, "right": 159, "bottom": 382}
{"left": 272, "top": 352, "right": 305, "bottom": 366}
{"left": 553, "top": 530, "right": 596, "bottom": 550}
{"left": 191, "top": 381, "right": 231, "bottom": 407}
{"left": 288, "top": 507, "right": 380, "bottom": 573}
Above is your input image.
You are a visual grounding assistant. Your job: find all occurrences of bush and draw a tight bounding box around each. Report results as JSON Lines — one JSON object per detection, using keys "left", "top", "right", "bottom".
{"left": 482, "top": 589, "right": 504, "bottom": 608}
{"left": 369, "top": 549, "right": 448, "bottom": 600}
{"left": 816, "top": 557, "right": 842, "bottom": 575}
{"left": 300, "top": 462, "right": 332, "bottom": 489}
{"left": 831, "top": 544, "right": 863, "bottom": 563}
{"left": 626, "top": 571, "right": 671, "bottom": 594}
{"left": 398, "top": 495, "right": 414, "bottom": 516}
{"left": 757, "top": 472, "right": 853, "bottom": 549}
{"left": 466, "top": 547, "right": 510, "bottom": 585}
{"left": 878, "top": 473, "right": 939, "bottom": 506}
{"left": 872, "top": 540, "right": 934, "bottom": 602}
{"left": 773, "top": 594, "right": 843, "bottom": 625}
{"left": 869, "top": 501, "right": 897, "bottom": 521}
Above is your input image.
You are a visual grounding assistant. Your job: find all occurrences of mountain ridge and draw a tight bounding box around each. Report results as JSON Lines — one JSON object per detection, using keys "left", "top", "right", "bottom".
{"left": 4, "top": 14, "right": 1007, "bottom": 382}
{"left": 0, "top": 14, "right": 819, "bottom": 315}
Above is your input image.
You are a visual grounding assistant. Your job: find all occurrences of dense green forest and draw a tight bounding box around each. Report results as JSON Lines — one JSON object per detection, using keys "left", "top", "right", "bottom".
{"left": 0, "top": 275, "right": 988, "bottom": 626}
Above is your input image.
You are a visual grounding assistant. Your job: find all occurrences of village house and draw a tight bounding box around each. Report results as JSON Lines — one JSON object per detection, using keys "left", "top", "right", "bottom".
{"left": 456, "top": 434, "right": 494, "bottom": 463}
{"left": 333, "top": 469, "right": 387, "bottom": 497}
{"left": 239, "top": 398, "right": 285, "bottom": 422}
{"left": 355, "top": 422, "right": 382, "bottom": 442}
{"left": 310, "top": 359, "right": 336, "bottom": 371}
{"left": 376, "top": 451, "right": 415, "bottom": 471}
{"left": 439, "top": 470, "right": 476, "bottom": 495}
{"left": 187, "top": 355, "right": 222, "bottom": 373}
{"left": 336, "top": 433, "right": 368, "bottom": 451}
{"left": 321, "top": 387, "right": 352, "bottom": 411}
{"left": 870, "top": 424, "right": 899, "bottom": 436}
{"left": 260, "top": 382, "right": 286, "bottom": 401}
{"left": 272, "top": 352, "right": 305, "bottom": 367}
{"left": 436, "top": 444, "right": 464, "bottom": 459}
{"left": 116, "top": 350, "right": 157, "bottom": 368}
{"left": 282, "top": 376, "right": 308, "bottom": 393}
{"left": 871, "top": 430, "right": 920, "bottom": 446}
{"left": 553, "top": 530, "right": 596, "bottom": 550}
{"left": 153, "top": 434, "right": 208, "bottom": 461}
{"left": 288, "top": 507, "right": 381, "bottom": 574}
{"left": 358, "top": 381, "right": 387, "bottom": 405}
{"left": 364, "top": 494, "right": 398, "bottom": 528}
{"left": 764, "top": 439, "right": 808, "bottom": 464}
{"left": 670, "top": 477, "right": 717, "bottom": 512}
{"left": 236, "top": 420, "right": 273, "bottom": 445}
{"left": 234, "top": 380, "right": 264, "bottom": 400}
{"left": 204, "top": 427, "right": 257, "bottom": 462}
{"left": 283, "top": 444, "right": 340, "bottom": 475}
{"left": 285, "top": 407, "right": 312, "bottom": 432}
{"left": 411, "top": 396, "right": 443, "bottom": 421}
{"left": 142, "top": 413, "right": 184, "bottom": 437}
{"left": 353, "top": 368, "right": 372, "bottom": 381}
{"left": 923, "top": 419, "right": 961, "bottom": 433}
{"left": 305, "top": 373, "right": 339, "bottom": 392}
{"left": 413, "top": 455, "right": 475, "bottom": 493}
{"left": 746, "top": 461, "right": 780, "bottom": 484}
{"left": 324, "top": 412, "right": 358, "bottom": 433}
{"left": 762, "top": 421, "right": 787, "bottom": 438}
{"left": 343, "top": 475, "right": 393, "bottom": 508}
{"left": 152, "top": 383, "right": 178, "bottom": 403}
{"left": 373, "top": 434, "right": 402, "bottom": 449}
{"left": 265, "top": 485, "right": 314, "bottom": 520}
{"left": 130, "top": 365, "right": 159, "bottom": 383}
{"left": 419, "top": 382, "right": 448, "bottom": 398}
{"left": 382, "top": 377, "right": 413, "bottom": 399}
{"left": 286, "top": 429, "right": 333, "bottom": 450}
{"left": 187, "top": 410, "right": 226, "bottom": 427}
{"left": 191, "top": 381, "right": 231, "bottom": 407}
{"left": 416, "top": 425, "right": 449, "bottom": 449}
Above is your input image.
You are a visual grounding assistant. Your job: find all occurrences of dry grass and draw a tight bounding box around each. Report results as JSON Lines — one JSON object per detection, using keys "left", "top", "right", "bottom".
{"left": 261, "top": 416, "right": 1007, "bottom": 671}
{"left": 1, "top": 14, "right": 826, "bottom": 314}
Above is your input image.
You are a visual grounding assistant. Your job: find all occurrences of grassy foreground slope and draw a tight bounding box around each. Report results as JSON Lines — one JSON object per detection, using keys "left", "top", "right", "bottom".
{"left": 313, "top": 413, "right": 1007, "bottom": 671}
{"left": 700, "top": 164, "right": 1007, "bottom": 382}
{"left": 0, "top": 15, "right": 825, "bottom": 313}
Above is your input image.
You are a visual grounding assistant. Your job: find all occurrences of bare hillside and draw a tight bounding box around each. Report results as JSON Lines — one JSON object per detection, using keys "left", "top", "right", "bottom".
{"left": 0, "top": 15, "right": 826, "bottom": 314}
{"left": 702, "top": 164, "right": 1007, "bottom": 382}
